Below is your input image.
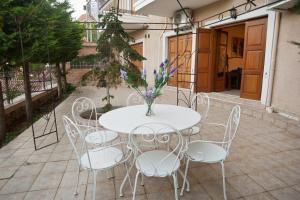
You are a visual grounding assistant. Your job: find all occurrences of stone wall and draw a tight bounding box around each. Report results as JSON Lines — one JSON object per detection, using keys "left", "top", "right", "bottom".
{"left": 4, "top": 88, "right": 58, "bottom": 131}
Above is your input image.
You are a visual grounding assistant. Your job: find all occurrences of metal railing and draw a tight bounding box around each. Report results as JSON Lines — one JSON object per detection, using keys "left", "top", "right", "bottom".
{"left": 0, "top": 68, "right": 57, "bottom": 105}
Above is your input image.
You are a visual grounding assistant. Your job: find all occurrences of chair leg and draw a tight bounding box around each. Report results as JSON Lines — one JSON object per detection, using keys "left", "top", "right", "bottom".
{"left": 106, "top": 169, "right": 114, "bottom": 179}
{"left": 221, "top": 161, "right": 227, "bottom": 200}
{"left": 92, "top": 170, "right": 98, "bottom": 200}
{"left": 132, "top": 171, "right": 140, "bottom": 200}
{"left": 180, "top": 158, "right": 190, "bottom": 196}
{"left": 120, "top": 161, "right": 134, "bottom": 197}
{"left": 74, "top": 166, "right": 81, "bottom": 196}
{"left": 172, "top": 172, "right": 179, "bottom": 200}
{"left": 178, "top": 168, "right": 190, "bottom": 191}
{"left": 140, "top": 174, "right": 144, "bottom": 186}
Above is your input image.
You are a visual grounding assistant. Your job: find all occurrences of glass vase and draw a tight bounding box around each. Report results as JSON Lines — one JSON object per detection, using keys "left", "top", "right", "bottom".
{"left": 145, "top": 98, "right": 155, "bottom": 116}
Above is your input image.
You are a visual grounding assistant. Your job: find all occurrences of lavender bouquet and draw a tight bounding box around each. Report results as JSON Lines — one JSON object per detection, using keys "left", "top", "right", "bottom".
{"left": 121, "top": 59, "right": 177, "bottom": 116}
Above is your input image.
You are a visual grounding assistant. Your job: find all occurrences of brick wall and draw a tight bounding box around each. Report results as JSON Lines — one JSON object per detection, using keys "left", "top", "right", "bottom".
{"left": 78, "top": 42, "right": 97, "bottom": 56}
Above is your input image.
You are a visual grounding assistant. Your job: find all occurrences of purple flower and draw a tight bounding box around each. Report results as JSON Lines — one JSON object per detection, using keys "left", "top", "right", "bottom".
{"left": 159, "top": 64, "right": 164, "bottom": 73}
{"left": 141, "top": 68, "right": 146, "bottom": 80}
{"left": 144, "top": 88, "right": 153, "bottom": 99}
{"left": 159, "top": 62, "right": 164, "bottom": 68}
{"left": 169, "top": 67, "right": 177, "bottom": 76}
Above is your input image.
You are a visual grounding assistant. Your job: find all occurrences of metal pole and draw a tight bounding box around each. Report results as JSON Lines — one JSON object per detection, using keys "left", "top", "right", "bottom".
{"left": 176, "top": 30, "right": 179, "bottom": 106}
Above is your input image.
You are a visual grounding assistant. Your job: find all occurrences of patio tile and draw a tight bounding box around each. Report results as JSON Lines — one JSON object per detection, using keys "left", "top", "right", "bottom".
{"left": 55, "top": 185, "right": 86, "bottom": 200}
{"left": 211, "top": 161, "right": 245, "bottom": 177}
{"left": 117, "top": 194, "right": 147, "bottom": 200}
{"left": 65, "top": 160, "right": 78, "bottom": 172}
{"left": 269, "top": 188, "right": 300, "bottom": 200}
{"left": 201, "top": 178, "right": 241, "bottom": 200}
{"left": 293, "top": 184, "right": 300, "bottom": 193}
{"left": 48, "top": 151, "right": 72, "bottom": 162}
{"left": 85, "top": 182, "right": 115, "bottom": 200}
{"left": 0, "top": 180, "right": 7, "bottom": 190}
{"left": 269, "top": 167, "right": 300, "bottom": 185}
{"left": 59, "top": 171, "right": 88, "bottom": 188}
{"left": 27, "top": 153, "right": 51, "bottom": 163}
{"left": 244, "top": 192, "right": 276, "bottom": 200}
{"left": 53, "top": 144, "right": 73, "bottom": 153}
{"left": 115, "top": 179, "right": 146, "bottom": 197}
{"left": 0, "top": 150, "right": 16, "bottom": 159}
{"left": 248, "top": 171, "right": 287, "bottom": 190}
{"left": 31, "top": 145, "right": 56, "bottom": 155}
{"left": 0, "top": 166, "right": 18, "bottom": 179}
{"left": 30, "top": 173, "right": 64, "bottom": 191}
{"left": 1, "top": 142, "right": 24, "bottom": 151}
{"left": 0, "top": 155, "right": 30, "bottom": 167}
{"left": 0, "top": 192, "right": 27, "bottom": 200}
{"left": 12, "top": 148, "right": 35, "bottom": 157}
{"left": 88, "top": 170, "right": 115, "bottom": 184}
{"left": 24, "top": 189, "right": 56, "bottom": 200}
{"left": 14, "top": 163, "right": 44, "bottom": 178}
{"left": 190, "top": 165, "right": 220, "bottom": 182}
{"left": 143, "top": 177, "right": 172, "bottom": 194}
{"left": 39, "top": 161, "right": 68, "bottom": 175}
{"left": 146, "top": 191, "right": 175, "bottom": 200}
{"left": 0, "top": 176, "right": 36, "bottom": 194}
{"left": 227, "top": 175, "right": 265, "bottom": 197}
{"left": 180, "top": 183, "right": 211, "bottom": 200}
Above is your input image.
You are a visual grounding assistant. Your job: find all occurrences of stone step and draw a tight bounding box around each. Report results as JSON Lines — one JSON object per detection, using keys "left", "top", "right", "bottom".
{"left": 207, "top": 92, "right": 300, "bottom": 135}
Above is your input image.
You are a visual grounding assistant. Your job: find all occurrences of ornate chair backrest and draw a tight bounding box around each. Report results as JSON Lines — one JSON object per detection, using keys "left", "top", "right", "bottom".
{"left": 129, "top": 122, "right": 184, "bottom": 177}
{"left": 126, "top": 92, "right": 144, "bottom": 106}
{"left": 63, "top": 115, "right": 92, "bottom": 168}
{"left": 222, "top": 105, "right": 241, "bottom": 156}
{"left": 177, "top": 84, "right": 195, "bottom": 108}
{"left": 191, "top": 93, "right": 210, "bottom": 121}
{"left": 72, "top": 97, "right": 98, "bottom": 128}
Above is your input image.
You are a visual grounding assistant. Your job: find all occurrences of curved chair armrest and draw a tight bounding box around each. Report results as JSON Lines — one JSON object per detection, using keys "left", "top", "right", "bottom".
{"left": 189, "top": 139, "right": 228, "bottom": 145}
{"left": 77, "top": 124, "right": 98, "bottom": 131}
{"left": 203, "top": 122, "right": 226, "bottom": 128}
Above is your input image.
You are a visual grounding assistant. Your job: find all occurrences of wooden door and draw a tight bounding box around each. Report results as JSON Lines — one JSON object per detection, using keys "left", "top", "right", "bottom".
{"left": 131, "top": 42, "right": 143, "bottom": 70}
{"left": 240, "top": 18, "right": 267, "bottom": 100}
{"left": 196, "top": 28, "right": 216, "bottom": 92}
{"left": 168, "top": 33, "right": 192, "bottom": 88}
{"left": 215, "top": 31, "right": 228, "bottom": 92}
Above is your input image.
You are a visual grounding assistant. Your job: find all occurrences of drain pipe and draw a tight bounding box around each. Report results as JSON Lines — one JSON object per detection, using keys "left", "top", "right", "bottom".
{"left": 266, "top": 11, "right": 281, "bottom": 113}
{"left": 159, "top": 17, "right": 168, "bottom": 62}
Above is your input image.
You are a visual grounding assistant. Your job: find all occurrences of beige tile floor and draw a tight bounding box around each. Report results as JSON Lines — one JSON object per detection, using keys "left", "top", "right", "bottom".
{"left": 0, "top": 86, "right": 300, "bottom": 200}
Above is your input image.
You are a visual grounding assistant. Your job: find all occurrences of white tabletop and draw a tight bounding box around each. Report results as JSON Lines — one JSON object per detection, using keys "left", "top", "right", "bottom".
{"left": 99, "top": 104, "right": 201, "bottom": 135}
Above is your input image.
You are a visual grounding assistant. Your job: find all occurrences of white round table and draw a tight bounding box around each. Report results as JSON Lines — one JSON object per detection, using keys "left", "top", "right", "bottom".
{"left": 99, "top": 104, "right": 201, "bottom": 134}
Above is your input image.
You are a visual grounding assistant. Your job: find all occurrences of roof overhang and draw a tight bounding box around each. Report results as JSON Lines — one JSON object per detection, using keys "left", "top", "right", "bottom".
{"left": 119, "top": 13, "right": 150, "bottom": 32}
{"left": 267, "top": 0, "right": 299, "bottom": 11}
{"left": 134, "top": 0, "right": 220, "bottom": 17}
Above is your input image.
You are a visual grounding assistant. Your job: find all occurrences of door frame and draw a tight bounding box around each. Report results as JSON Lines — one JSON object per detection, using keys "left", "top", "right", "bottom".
{"left": 203, "top": 7, "right": 276, "bottom": 104}
{"left": 162, "top": 28, "right": 197, "bottom": 90}
{"left": 130, "top": 38, "right": 145, "bottom": 69}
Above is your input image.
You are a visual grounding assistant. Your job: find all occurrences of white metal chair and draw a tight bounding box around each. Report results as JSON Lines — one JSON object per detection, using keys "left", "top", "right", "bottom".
{"left": 63, "top": 116, "right": 132, "bottom": 200}
{"left": 72, "top": 97, "right": 118, "bottom": 145}
{"left": 183, "top": 93, "right": 210, "bottom": 139}
{"left": 126, "top": 92, "right": 144, "bottom": 106}
{"left": 129, "top": 122, "right": 185, "bottom": 200}
{"left": 180, "top": 105, "right": 241, "bottom": 200}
